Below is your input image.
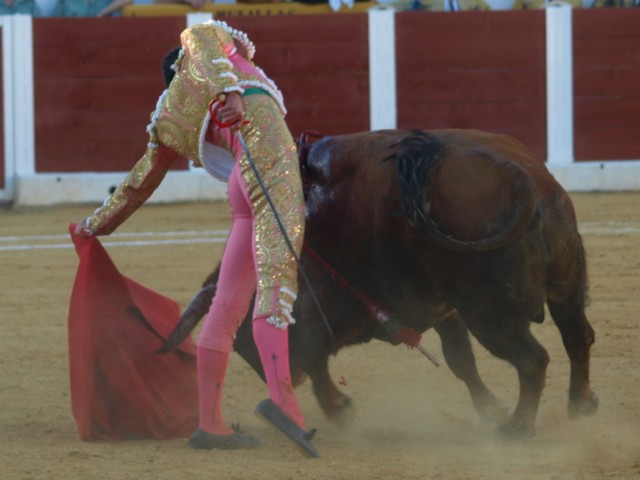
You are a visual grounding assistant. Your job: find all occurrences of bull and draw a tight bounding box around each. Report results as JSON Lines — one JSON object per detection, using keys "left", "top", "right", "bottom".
{"left": 161, "top": 128, "right": 598, "bottom": 438}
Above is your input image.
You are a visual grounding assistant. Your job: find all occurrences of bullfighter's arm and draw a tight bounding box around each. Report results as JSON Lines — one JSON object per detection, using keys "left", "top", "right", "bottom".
{"left": 86, "top": 143, "right": 178, "bottom": 236}
{"left": 179, "top": 23, "right": 244, "bottom": 100}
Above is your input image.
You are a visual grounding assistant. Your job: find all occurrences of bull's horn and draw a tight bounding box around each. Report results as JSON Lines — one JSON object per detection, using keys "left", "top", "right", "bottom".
{"left": 156, "top": 284, "right": 216, "bottom": 354}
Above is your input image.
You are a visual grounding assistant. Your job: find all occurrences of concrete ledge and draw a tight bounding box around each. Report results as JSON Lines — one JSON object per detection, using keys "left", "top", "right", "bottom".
{"left": 547, "top": 160, "right": 640, "bottom": 192}
{"left": 14, "top": 170, "right": 227, "bottom": 206}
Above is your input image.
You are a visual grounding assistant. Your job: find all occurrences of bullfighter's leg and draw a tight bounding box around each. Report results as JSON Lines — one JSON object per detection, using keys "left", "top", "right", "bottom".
{"left": 234, "top": 310, "right": 353, "bottom": 425}
{"left": 232, "top": 315, "right": 310, "bottom": 388}
{"left": 434, "top": 311, "right": 509, "bottom": 425}
{"left": 465, "top": 316, "right": 550, "bottom": 438}
{"left": 191, "top": 167, "right": 262, "bottom": 449}
{"left": 546, "top": 301, "right": 597, "bottom": 419}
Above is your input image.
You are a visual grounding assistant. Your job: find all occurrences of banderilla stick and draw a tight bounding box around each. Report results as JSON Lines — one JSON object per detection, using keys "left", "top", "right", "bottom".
{"left": 416, "top": 344, "right": 441, "bottom": 367}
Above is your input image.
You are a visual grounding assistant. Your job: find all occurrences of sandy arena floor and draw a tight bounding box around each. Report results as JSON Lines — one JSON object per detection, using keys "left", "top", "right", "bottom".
{"left": 1, "top": 192, "right": 639, "bottom": 479}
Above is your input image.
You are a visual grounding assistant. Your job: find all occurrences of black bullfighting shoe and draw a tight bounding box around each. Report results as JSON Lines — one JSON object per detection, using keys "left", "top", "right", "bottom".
{"left": 189, "top": 427, "right": 262, "bottom": 450}
{"left": 255, "top": 399, "right": 320, "bottom": 458}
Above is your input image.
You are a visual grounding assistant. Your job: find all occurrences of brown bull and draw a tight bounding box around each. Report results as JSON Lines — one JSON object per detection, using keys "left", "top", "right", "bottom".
{"left": 161, "top": 128, "right": 598, "bottom": 438}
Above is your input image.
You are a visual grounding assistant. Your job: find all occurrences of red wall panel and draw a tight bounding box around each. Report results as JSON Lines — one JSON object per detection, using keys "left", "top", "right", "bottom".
{"left": 573, "top": 9, "right": 640, "bottom": 161}
{"left": 26, "top": 11, "right": 640, "bottom": 174}
{"left": 0, "top": 34, "right": 4, "bottom": 189}
{"left": 239, "top": 15, "right": 370, "bottom": 136}
{"left": 32, "top": 15, "right": 369, "bottom": 173}
{"left": 33, "top": 17, "right": 187, "bottom": 173}
{"left": 396, "top": 10, "right": 547, "bottom": 162}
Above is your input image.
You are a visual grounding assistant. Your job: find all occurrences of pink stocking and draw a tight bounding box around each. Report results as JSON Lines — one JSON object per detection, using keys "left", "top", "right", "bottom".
{"left": 252, "top": 317, "right": 305, "bottom": 429}
{"left": 197, "top": 347, "right": 234, "bottom": 435}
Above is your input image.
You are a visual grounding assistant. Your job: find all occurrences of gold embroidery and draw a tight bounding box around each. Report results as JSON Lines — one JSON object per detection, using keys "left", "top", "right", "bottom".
{"left": 237, "top": 95, "right": 304, "bottom": 317}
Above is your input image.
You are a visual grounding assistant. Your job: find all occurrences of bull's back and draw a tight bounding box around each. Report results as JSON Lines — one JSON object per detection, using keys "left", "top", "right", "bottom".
{"left": 305, "top": 128, "right": 578, "bottom": 252}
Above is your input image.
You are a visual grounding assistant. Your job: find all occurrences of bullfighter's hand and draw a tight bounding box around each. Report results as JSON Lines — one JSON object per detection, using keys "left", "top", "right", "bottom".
{"left": 74, "top": 218, "right": 94, "bottom": 237}
{"left": 218, "top": 92, "right": 245, "bottom": 130}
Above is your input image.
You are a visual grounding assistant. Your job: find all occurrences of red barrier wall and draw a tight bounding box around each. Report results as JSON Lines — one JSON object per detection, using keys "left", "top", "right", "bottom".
{"left": 573, "top": 9, "right": 640, "bottom": 161}
{"left": 33, "top": 17, "right": 187, "bottom": 173}
{"left": 28, "top": 11, "right": 640, "bottom": 174}
{"left": 0, "top": 34, "right": 4, "bottom": 189}
{"left": 396, "top": 10, "right": 547, "bottom": 161}
{"left": 231, "top": 14, "right": 370, "bottom": 136}
{"left": 32, "top": 15, "right": 369, "bottom": 173}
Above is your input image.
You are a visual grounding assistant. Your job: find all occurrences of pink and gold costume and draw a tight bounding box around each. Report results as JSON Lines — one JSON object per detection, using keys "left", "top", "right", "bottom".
{"left": 84, "top": 20, "right": 311, "bottom": 441}
{"left": 88, "top": 21, "right": 303, "bottom": 329}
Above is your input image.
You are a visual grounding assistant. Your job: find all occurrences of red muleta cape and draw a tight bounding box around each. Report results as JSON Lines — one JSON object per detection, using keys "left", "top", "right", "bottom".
{"left": 68, "top": 225, "right": 198, "bottom": 441}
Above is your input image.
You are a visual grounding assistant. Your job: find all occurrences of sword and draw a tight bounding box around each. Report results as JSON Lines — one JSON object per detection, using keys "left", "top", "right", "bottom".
{"left": 236, "top": 130, "right": 334, "bottom": 338}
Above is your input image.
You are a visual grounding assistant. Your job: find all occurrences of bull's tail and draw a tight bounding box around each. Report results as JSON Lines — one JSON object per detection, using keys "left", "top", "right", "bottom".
{"left": 156, "top": 283, "right": 216, "bottom": 354}
{"left": 393, "top": 130, "right": 537, "bottom": 253}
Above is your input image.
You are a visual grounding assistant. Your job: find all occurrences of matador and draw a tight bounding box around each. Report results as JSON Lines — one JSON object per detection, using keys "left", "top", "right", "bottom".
{"left": 75, "top": 20, "right": 319, "bottom": 457}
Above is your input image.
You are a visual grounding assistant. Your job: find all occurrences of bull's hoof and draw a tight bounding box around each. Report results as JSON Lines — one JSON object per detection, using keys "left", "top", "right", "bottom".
{"left": 496, "top": 420, "right": 536, "bottom": 440}
{"left": 324, "top": 395, "right": 356, "bottom": 427}
{"left": 568, "top": 392, "right": 599, "bottom": 419}
{"left": 474, "top": 394, "right": 511, "bottom": 426}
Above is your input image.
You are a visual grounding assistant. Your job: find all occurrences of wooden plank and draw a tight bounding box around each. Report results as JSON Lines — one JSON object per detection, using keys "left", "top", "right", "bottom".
{"left": 33, "top": 18, "right": 185, "bottom": 173}
{"left": 398, "top": 70, "right": 545, "bottom": 103}
{"left": 286, "top": 103, "right": 370, "bottom": 137}
{"left": 573, "top": 9, "right": 640, "bottom": 38}
{"left": 32, "top": 16, "right": 371, "bottom": 172}
{"left": 398, "top": 101, "right": 547, "bottom": 160}
{"left": 33, "top": 45, "right": 180, "bottom": 79}
{"left": 33, "top": 18, "right": 184, "bottom": 78}
{"left": 257, "top": 43, "right": 368, "bottom": 74}
{"left": 574, "top": 37, "right": 640, "bottom": 66}
{"left": 36, "top": 111, "right": 191, "bottom": 172}
{"left": 573, "top": 9, "right": 640, "bottom": 161}
{"left": 223, "top": 16, "right": 370, "bottom": 137}
{"left": 249, "top": 15, "right": 369, "bottom": 75}
{"left": 241, "top": 14, "right": 368, "bottom": 43}
{"left": 277, "top": 73, "right": 368, "bottom": 103}
{"left": 33, "top": 17, "right": 185, "bottom": 48}
{"left": 398, "top": 101, "right": 546, "bottom": 132}
{"left": 396, "top": 9, "right": 546, "bottom": 160}
{"left": 38, "top": 148, "right": 191, "bottom": 173}
{"left": 575, "top": 98, "right": 640, "bottom": 131}
{"left": 35, "top": 78, "right": 164, "bottom": 109}
{"left": 575, "top": 128, "right": 640, "bottom": 161}
{"left": 396, "top": 11, "right": 545, "bottom": 41}
{"left": 26, "top": 12, "right": 640, "bottom": 174}
{"left": 398, "top": 41, "right": 544, "bottom": 70}
{"left": 574, "top": 66, "right": 640, "bottom": 98}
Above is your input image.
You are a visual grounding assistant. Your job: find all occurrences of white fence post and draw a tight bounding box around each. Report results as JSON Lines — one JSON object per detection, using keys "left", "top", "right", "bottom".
{"left": 187, "top": 12, "right": 213, "bottom": 28}
{"left": 0, "top": 16, "right": 15, "bottom": 202}
{"left": 12, "top": 15, "right": 35, "bottom": 178}
{"left": 0, "top": 14, "right": 34, "bottom": 203}
{"left": 368, "top": 7, "right": 396, "bottom": 131}
{"left": 545, "top": 3, "right": 574, "bottom": 166}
